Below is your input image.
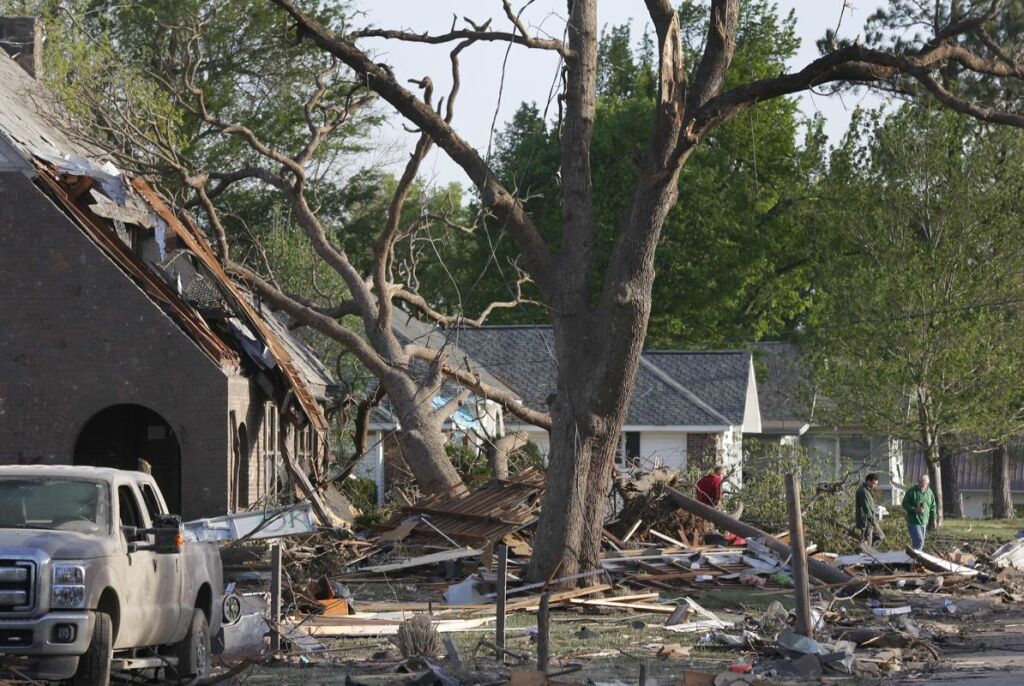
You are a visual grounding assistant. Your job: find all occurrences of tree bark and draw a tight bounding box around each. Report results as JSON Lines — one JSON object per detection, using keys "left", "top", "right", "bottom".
{"left": 926, "top": 453, "right": 944, "bottom": 529}
{"left": 939, "top": 439, "right": 964, "bottom": 518}
{"left": 991, "top": 441, "right": 1015, "bottom": 519}
{"left": 484, "top": 432, "right": 528, "bottom": 479}
{"left": 386, "top": 377, "right": 467, "bottom": 496}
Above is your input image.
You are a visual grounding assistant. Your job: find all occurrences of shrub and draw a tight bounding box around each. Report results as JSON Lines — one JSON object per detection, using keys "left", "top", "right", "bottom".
{"left": 730, "top": 442, "right": 910, "bottom": 554}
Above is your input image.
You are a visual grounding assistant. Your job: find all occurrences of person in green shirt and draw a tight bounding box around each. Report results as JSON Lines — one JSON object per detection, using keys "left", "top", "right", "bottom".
{"left": 855, "top": 473, "right": 884, "bottom": 547}
{"left": 901, "top": 474, "right": 938, "bottom": 550}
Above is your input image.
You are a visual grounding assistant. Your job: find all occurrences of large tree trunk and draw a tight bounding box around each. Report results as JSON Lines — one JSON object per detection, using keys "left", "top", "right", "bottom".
{"left": 939, "top": 439, "right": 964, "bottom": 518}
{"left": 991, "top": 441, "right": 1015, "bottom": 519}
{"left": 528, "top": 386, "right": 628, "bottom": 582}
{"left": 387, "top": 380, "right": 466, "bottom": 496}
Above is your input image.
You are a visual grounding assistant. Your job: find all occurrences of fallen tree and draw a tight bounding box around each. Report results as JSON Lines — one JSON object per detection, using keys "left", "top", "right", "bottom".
{"left": 665, "top": 486, "right": 854, "bottom": 587}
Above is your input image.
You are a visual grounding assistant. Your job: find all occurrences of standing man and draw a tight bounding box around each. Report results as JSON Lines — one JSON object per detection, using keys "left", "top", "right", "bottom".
{"left": 855, "top": 473, "right": 884, "bottom": 547}
{"left": 696, "top": 466, "right": 725, "bottom": 508}
{"left": 901, "top": 474, "right": 938, "bottom": 550}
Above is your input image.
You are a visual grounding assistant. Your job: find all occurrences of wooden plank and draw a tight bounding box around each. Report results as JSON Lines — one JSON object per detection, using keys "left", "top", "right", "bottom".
{"left": 296, "top": 616, "right": 493, "bottom": 637}
{"left": 569, "top": 598, "right": 675, "bottom": 614}
{"left": 649, "top": 529, "right": 689, "bottom": 549}
{"left": 786, "top": 474, "right": 813, "bottom": 638}
{"left": 622, "top": 519, "right": 643, "bottom": 543}
{"left": 269, "top": 543, "right": 282, "bottom": 653}
{"left": 505, "top": 584, "right": 612, "bottom": 613}
{"left": 362, "top": 547, "right": 483, "bottom": 573}
{"left": 906, "top": 547, "right": 979, "bottom": 577}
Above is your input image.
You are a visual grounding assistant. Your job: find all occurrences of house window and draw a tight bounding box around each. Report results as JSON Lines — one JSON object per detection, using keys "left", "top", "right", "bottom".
{"left": 624, "top": 432, "right": 641, "bottom": 468}
{"left": 261, "top": 402, "right": 279, "bottom": 500}
{"left": 802, "top": 435, "right": 839, "bottom": 476}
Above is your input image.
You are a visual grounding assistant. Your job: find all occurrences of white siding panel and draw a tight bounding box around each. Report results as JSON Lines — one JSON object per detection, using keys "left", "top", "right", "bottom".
{"left": 525, "top": 430, "right": 550, "bottom": 459}
{"left": 640, "top": 432, "right": 687, "bottom": 471}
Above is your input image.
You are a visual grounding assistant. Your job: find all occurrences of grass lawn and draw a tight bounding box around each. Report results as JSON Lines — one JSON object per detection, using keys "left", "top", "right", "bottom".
{"left": 935, "top": 517, "right": 1024, "bottom": 543}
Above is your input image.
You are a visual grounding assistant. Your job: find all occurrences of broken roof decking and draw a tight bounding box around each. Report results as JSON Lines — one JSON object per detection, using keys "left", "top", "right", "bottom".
{"left": 0, "top": 49, "right": 331, "bottom": 434}
{"left": 445, "top": 325, "right": 760, "bottom": 430}
{"left": 393, "top": 469, "right": 545, "bottom": 543}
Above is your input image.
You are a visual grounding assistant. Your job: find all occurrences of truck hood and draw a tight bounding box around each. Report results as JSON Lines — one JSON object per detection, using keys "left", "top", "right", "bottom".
{"left": 0, "top": 529, "right": 116, "bottom": 560}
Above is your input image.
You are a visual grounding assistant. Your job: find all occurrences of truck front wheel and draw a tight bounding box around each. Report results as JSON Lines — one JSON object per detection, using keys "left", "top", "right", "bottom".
{"left": 70, "top": 611, "right": 112, "bottom": 686}
{"left": 174, "top": 609, "right": 211, "bottom": 680}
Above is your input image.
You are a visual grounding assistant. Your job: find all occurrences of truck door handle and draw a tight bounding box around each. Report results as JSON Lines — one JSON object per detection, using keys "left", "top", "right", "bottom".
{"left": 152, "top": 558, "right": 158, "bottom": 572}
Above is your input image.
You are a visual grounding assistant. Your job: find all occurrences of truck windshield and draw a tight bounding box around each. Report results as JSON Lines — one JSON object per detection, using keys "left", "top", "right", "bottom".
{"left": 0, "top": 478, "right": 110, "bottom": 534}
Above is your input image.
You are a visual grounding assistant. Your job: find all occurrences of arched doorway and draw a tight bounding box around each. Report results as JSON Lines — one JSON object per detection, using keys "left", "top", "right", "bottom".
{"left": 74, "top": 404, "right": 182, "bottom": 514}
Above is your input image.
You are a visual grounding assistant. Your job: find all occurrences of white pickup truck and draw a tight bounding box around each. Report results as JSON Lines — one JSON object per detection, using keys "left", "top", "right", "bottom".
{"left": 0, "top": 465, "right": 223, "bottom": 684}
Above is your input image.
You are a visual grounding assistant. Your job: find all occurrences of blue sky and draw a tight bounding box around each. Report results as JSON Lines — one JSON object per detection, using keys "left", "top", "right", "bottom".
{"left": 356, "top": 1, "right": 889, "bottom": 186}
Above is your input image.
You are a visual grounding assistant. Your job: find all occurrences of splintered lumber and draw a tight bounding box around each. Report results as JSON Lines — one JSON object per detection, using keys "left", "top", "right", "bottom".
{"left": 664, "top": 486, "right": 855, "bottom": 587}
{"left": 294, "top": 615, "right": 494, "bottom": 637}
{"left": 361, "top": 547, "right": 483, "bottom": 573}
{"left": 569, "top": 598, "right": 674, "bottom": 613}
{"left": 504, "top": 584, "right": 612, "bottom": 613}
{"left": 906, "top": 547, "right": 979, "bottom": 577}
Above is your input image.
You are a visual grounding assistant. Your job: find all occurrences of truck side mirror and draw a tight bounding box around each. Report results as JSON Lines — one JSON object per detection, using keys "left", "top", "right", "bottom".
{"left": 123, "top": 516, "right": 183, "bottom": 554}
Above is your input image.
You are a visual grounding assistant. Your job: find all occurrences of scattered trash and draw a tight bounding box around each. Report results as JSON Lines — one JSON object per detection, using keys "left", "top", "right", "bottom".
{"left": 872, "top": 606, "right": 912, "bottom": 617}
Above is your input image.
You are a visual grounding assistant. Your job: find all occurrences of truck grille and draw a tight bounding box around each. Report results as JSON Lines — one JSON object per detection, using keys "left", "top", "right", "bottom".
{"left": 0, "top": 562, "right": 34, "bottom": 612}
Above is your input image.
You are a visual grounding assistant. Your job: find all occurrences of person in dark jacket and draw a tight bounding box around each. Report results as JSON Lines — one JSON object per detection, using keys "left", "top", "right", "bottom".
{"left": 855, "top": 473, "right": 884, "bottom": 547}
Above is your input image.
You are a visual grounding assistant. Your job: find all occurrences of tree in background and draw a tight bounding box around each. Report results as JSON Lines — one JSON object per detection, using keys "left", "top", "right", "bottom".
{"left": 429, "top": 3, "right": 829, "bottom": 348}
{"left": 21, "top": 0, "right": 1024, "bottom": 579}
{"left": 809, "top": 104, "right": 1024, "bottom": 527}
{"left": 275, "top": 0, "right": 1024, "bottom": 580}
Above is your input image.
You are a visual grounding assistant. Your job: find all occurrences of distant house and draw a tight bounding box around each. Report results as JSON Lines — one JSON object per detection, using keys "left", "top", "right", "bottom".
{"left": 359, "top": 323, "right": 762, "bottom": 499}
{"left": 751, "top": 341, "right": 905, "bottom": 506}
{"left": 902, "top": 448, "right": 1024, "bottom": 518}
{"left": 0, "top": 21, "right": 339, "bottom": 520}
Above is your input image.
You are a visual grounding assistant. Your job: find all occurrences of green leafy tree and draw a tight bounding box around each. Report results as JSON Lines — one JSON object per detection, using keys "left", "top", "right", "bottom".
{"left": 809, "top": 103, "right": 1024, "bottom": 526}
{"left": 428, "top": 3, "right": 829, "bottom": 347}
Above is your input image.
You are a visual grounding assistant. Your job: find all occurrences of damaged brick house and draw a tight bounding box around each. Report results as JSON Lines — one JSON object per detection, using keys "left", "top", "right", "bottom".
{"left": 0, "top": 21, "right": 339, "bottom": 520}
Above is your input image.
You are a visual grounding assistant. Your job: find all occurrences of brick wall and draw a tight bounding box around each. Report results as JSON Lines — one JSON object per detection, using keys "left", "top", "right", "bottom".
{"left": 0, "top": 172, "right": 230, "bottom": 519}
{"left": 686, "top": 432, "right": 722, "bottom": 470}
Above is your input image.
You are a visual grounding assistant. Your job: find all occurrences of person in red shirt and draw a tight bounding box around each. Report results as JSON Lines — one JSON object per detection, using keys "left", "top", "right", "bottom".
{"left": 695, "top": 466, "right": 725, "bottom": 507}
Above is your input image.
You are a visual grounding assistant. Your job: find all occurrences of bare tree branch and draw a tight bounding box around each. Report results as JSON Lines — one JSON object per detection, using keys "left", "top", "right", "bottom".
{"left": 270, "top": 0, "right": 557, "bottom": 297}
{"left": 405, "top": 344, "right": 552, "bottom": 430}
{"left": 352, "top": 18, "right": 572, "bottom": 58}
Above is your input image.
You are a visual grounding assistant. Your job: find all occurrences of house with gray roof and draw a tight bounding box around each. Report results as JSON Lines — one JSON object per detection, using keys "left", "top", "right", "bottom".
{"left": 358, "top": 323, "right": 762, "bottom": 498}
{"left": 450, "top": 326, "right": 761, "bottom": 473}
{"left": 751, "top": 341, "right": 906, "bottom": 506}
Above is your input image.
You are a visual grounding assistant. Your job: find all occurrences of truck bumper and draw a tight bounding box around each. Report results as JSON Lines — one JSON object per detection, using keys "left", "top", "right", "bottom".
{"left": 0, "top": 612, "right": 93, "bottom": 680}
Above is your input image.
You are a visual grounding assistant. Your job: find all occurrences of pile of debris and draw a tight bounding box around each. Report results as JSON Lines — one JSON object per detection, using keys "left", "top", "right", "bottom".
{"left": 212, "top": 468, "right": 1024, "bottom": 685}
{"left": 607, "top": 467, "right": 714, "bottom": 548}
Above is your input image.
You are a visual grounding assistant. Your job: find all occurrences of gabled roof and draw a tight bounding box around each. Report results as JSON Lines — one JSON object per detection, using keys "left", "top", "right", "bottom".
{"left": 0, "top": 50, "right": 336, "bottom": 431}
{"left": 750, "top": 341, "right": 815, "bottom": 434}
{"left": 448, "top": 325, "right": 761, "bottom": 430}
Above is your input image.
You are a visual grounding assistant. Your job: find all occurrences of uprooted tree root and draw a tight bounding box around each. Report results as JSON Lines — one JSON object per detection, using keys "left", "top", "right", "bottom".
{"left": 608, "top": 468, "right": 713, "bottom": 545}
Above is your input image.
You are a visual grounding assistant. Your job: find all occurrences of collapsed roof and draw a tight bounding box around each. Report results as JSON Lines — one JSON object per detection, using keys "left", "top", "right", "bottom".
{"left": 0, "top": 49, "right": 336, "bottom": 436}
